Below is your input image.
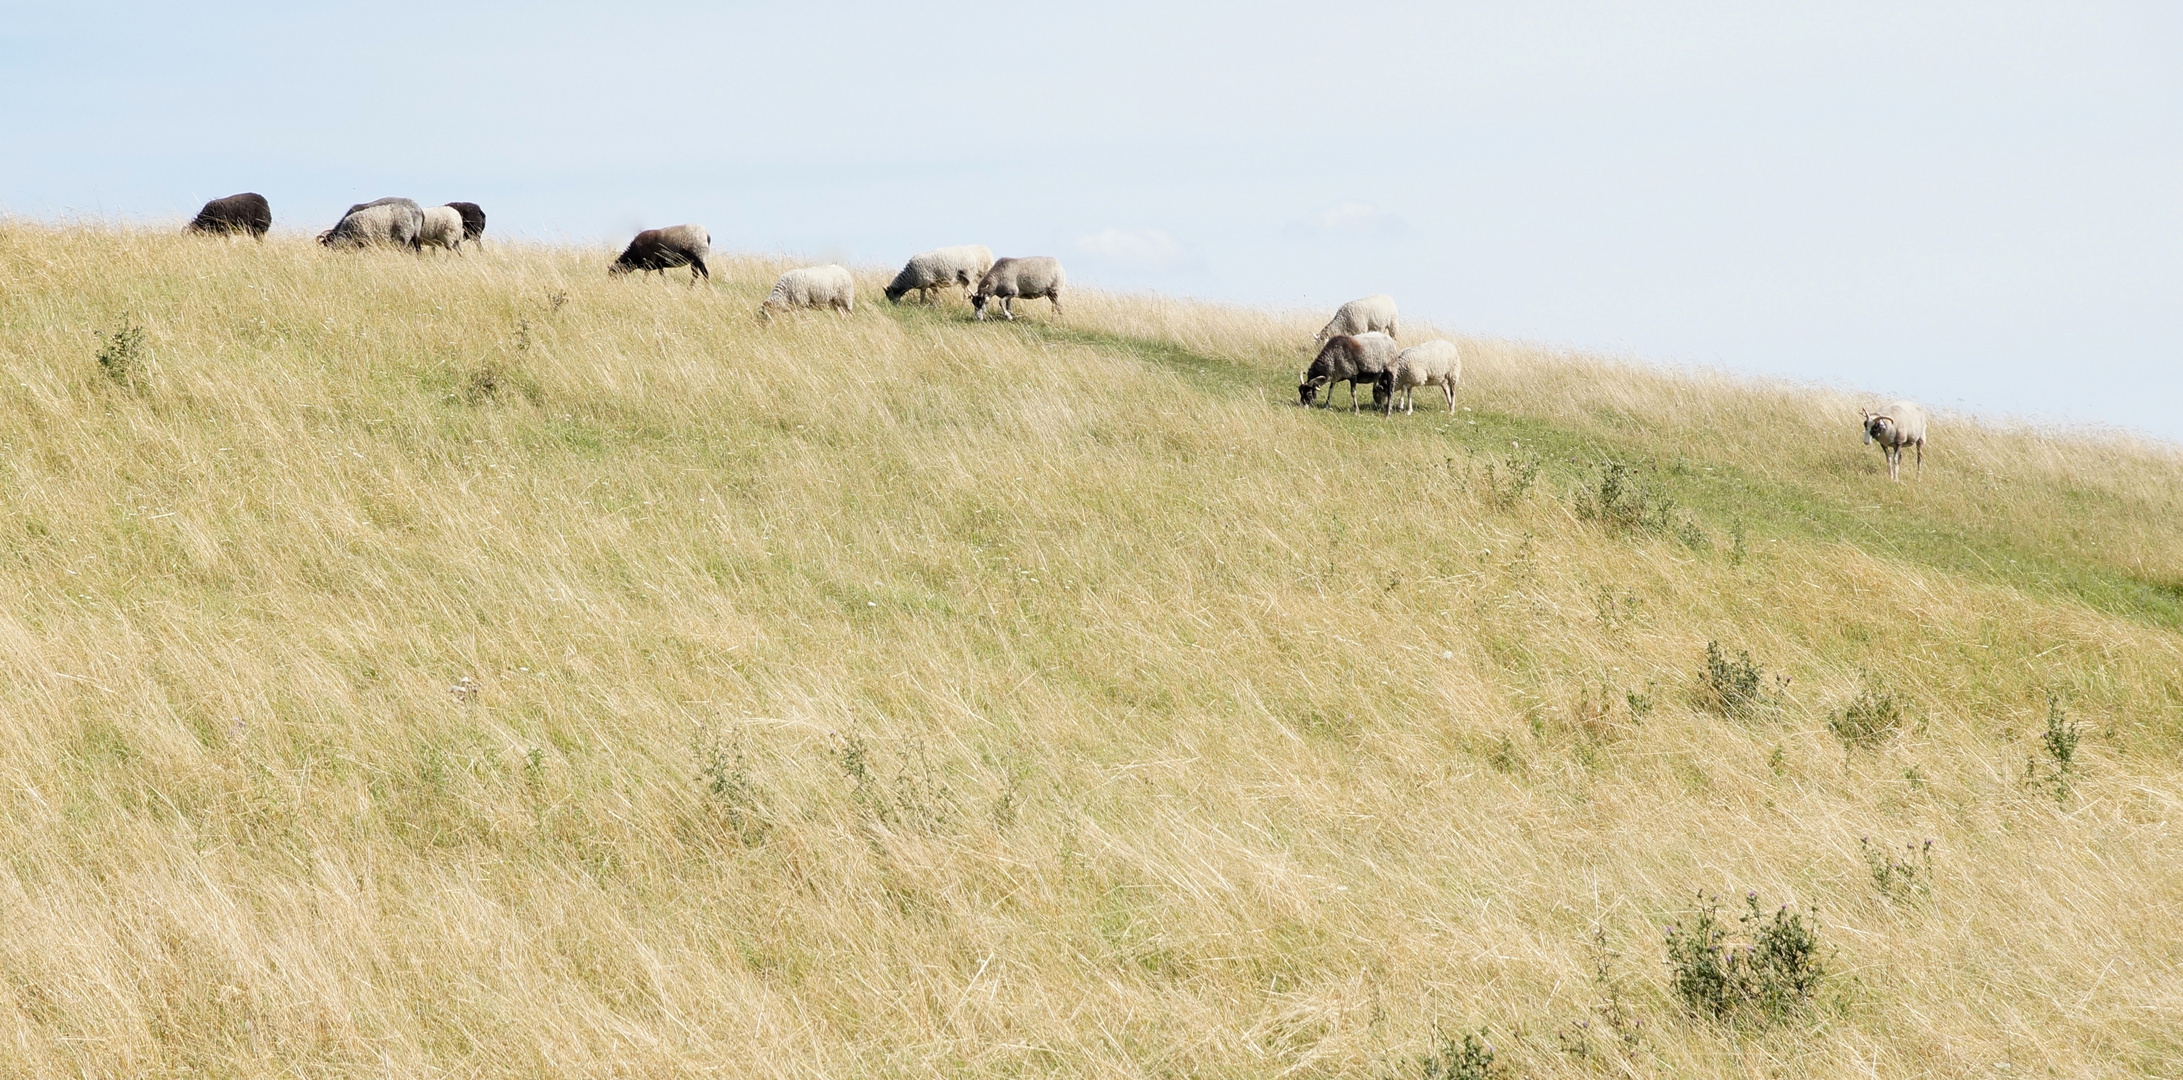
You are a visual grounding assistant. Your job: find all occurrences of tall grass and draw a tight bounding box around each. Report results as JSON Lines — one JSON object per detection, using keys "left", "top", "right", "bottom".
{"left": 0, "top": 223, "right": 2179, "bottom": 1077}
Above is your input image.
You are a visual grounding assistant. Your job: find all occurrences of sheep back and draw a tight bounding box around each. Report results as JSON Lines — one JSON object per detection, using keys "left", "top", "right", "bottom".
{"left": 1298, "top": 331, "right": 1400, "bottom": 406}
{"left": 610, "top": 225, "right": 711, "bottom": 276}
{"left": 444, "top": 202, "right": 486, "bottom": 242}
{"left": 886, "top": 244, "right": 995, "bottom": 301}
{"left": 1390, "top": 340, "right": 1460, "bottom": 386}
{"left": 418, "top": 205, "right": 465, "bottom": 250}
{"left": 187, "top": 192, "right": 272, "bottom": 237}
{"left": 975, "top": 256, "right": 1066, "bottom": 301}
{"left": 1314, "top": 294, "right": 1399, "bottom": 344}
{"left": 319, "top": 198, "right": 424, "bottom": 249}
{"left": 761, "top": 264, "right": 857, "bottom": 316}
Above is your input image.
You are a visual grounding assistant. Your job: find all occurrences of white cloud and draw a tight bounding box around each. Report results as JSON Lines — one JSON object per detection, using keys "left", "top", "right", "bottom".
{"left": 1288, "top": 201, "right": 1408, "bottom": 240}
{"left": 1077, "top": 227, "right": 1189, "bottom": 269}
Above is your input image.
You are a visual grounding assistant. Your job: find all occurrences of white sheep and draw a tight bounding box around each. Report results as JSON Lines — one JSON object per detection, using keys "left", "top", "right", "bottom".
{"left": 971, "top": 256, "right": 1065, "bottom": 320}
{"left": 417, "top": 205, "right": 465, "bottom": 252}
{"left": 1312, "top": 294, "right": 1398, "bottom": 347}
{"left": 1376, "top": 340, "right": 1461, "bottom": 415}
{"left": 886, "top": 244, "right": 995, "bottom": 303}
{"left": 1861, "top": 400, "right": 1928, "bottom": 481}
{"left": 759, "top": 264, "right": 856, "bottom": 320}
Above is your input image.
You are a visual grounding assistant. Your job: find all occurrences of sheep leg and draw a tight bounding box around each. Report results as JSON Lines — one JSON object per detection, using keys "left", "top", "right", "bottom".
{"left": 1916, "top": 441, "right": 1923, "bottom": 477}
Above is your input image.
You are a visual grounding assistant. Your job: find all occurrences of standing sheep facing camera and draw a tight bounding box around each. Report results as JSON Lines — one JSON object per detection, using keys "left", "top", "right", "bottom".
{"left": 609, "top": 225, "right": 710, "bottom": 282}
{"left": 886, "top": 245, "right": 995, "bottom": 303}
{"left": 1862, "top": 400, "right": 1928, "bottom": 481}
{"left": 1298, "top": 331, "right": 1401, "bottom": 411}
{"left": 1312, "top": 294, "right": 1398, "bottom": 346}
{"left": 417, "top": 205, "right": 465, "bottom": 252}
{"left": 760, "top": 265, "right": 856, "bottom": 320}
{"left": 1376, "top": 340, "right": 1462, "bottom": 415}
{"left": 972, "top": 257, "right": 1066, "bottom": 320}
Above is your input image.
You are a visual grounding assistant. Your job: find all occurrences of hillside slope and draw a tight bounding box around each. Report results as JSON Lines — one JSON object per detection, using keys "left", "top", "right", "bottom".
{"left": 1, "top": 225, "right": 2179, "bottom": 1078}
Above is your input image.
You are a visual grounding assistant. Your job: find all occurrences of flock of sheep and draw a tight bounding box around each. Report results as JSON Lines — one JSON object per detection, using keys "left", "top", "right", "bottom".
{"left": 182, "top": 191, "right": 1929, "bottom": 478}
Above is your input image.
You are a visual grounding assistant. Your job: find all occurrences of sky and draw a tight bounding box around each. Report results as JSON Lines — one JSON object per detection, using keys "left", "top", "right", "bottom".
{"left": 4, "top": 2, "right": 2179, "bottom": 439}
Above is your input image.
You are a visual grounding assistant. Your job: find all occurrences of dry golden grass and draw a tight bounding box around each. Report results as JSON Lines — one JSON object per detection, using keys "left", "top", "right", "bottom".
{"left": 0, "top": 222, "right": 2179, "bottom": 1077}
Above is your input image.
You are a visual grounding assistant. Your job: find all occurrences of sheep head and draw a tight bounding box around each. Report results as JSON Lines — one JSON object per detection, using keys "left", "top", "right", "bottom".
{"left": 1297, "top": 376, "right": 1323, "bottom": 407}
{"left": 607, "top": 261, "right": 633, "bottom": 277}
{"left": 970, "top": 293, "right": 990, "bottom": 320}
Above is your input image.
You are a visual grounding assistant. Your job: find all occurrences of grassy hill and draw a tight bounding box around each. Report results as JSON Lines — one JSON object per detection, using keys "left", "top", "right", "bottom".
{"left": 1, "top": 223, "right": 2179, "bottom": 1078}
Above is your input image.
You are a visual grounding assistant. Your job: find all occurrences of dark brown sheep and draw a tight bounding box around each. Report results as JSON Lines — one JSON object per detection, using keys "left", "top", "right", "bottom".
{"left": 1297, "top": 331, "right": 1401, "bottom": 411}
{"left": 608, "top": 225, "right": 710, "bottom": 283}
{"left": 186, "top": 192, "right": 272, "bottom": 238}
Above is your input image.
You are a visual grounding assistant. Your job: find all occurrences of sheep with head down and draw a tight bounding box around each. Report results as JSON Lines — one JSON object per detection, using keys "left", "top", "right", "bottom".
{"left": 886, "top": 245, "right": 994, "bottom": 303}
{"left": 187, "top": 192, "right": 272, "bottom": 238}
{"left": 971, "top": 256, "right": 1065, "bottom": 321}
{"left": 1298, "top": 331, "right": 1401, "bottom": 411}
{"left": 609, "top": 225, "right": 710, "bottom": 282}
{"left": 1861, "top": 400, "right": 1928, "bottom": 481}
{"left": 759, "top": 265, "right": 856, "bottom": 320}
{"left": 1376, "top": 340, "right": 1461, "bottom": 415}
{"left": 318, "top": 197, "right": 425, "bottom": 250}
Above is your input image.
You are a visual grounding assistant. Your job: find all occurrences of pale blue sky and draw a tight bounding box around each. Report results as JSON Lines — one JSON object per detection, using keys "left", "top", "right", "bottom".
{"left": 5, "top": 2, "right": 2178, "bottom": 438}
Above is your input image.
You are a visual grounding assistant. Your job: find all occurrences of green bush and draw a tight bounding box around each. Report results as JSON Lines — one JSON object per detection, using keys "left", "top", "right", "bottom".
{"left": 1664, "top": 891, "right": 1827, "bottom": 1025}
{"left": 1829, "top": 682, "right": 1904, "bottom": 751}
{"left": 1697, "top": 641, "right": 1764, "bottom": 717}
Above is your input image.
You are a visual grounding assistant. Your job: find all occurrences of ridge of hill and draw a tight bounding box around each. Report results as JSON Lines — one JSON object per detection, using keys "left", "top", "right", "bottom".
{"left": 1, "top": 225, "right": 2179, "bottom": 1078}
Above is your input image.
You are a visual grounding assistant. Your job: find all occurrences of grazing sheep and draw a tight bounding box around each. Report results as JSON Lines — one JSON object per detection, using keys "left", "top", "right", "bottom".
{"left": 608, "top": 225, "right": 710, "bottom": 282}
{"left": 443, "top": 201, "right": 486, "bottom": 243}
{"left": 1862, "top": 400, "right": 1928, "bottom": 481}
{"left": 1376, "top": 340, "right": 1462, "bottom": 415}
{"left": 318, "top": 197, "right": 424, "bottom": 250}
{"left": 759, "top": 265, "right": 857, "bottom": 320}
{"left": 1298, "top": 331, "right": 1401, "bottom": 412}
{"left": 1312, "top": 294, "right": 1398, "bottom": 346}
{"left": 187, "top": 192, "right": 271, "bottom": 238}
{"left": 971, "top": 256, "right": 1066, "bottom": 321}
{"left": 886, "top": 244, "right": 996, "bottom": 303}
{"left": 417, "top": 205, "right": 465, "bottom": 252}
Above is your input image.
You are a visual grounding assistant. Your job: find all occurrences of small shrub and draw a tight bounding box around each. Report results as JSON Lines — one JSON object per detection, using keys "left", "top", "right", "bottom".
{"left": 1411, "top": 1029, "right": 1499, "bottom": 1080}
{"left": 2030, "top": 692, "right": 2081, "bottom": 801}
{"left": 95, "top": 317, "right": 147, "bottom": 386}
{"left": 1484, "top": 454, "right": 1541, "bottom": 508}
{"left": 1625, "top": 685, "right": 1656, "bottom": 720}
{"left": 1663, "top": 891, "right": 1827, "bottom": 1025}
{"left": 1697, "top": 641, "right": 1765, "bottom": 717}
{"left": 695, "top": 725, "right": 769, "bottom": 844}
{"left": 1675, "top": 517, "right": 1712, "bottom": 552}
{"left": 1576, "top": 460, "right": 1674, "bottom": 534}
{"left": 464, "top": 358, "right": 541, "bottom": 405}
{"left": 1829, "top": 681, "right": 1904, "bottom": 752}
{"left": 1557, "top": 928, "right": 1643, "bottom": 1061}
{"left": 837, "top": 734, "right": 956, "bottom": 834}
{"left": 1861, "top": 837, "right": 1934, "bottom": 901}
